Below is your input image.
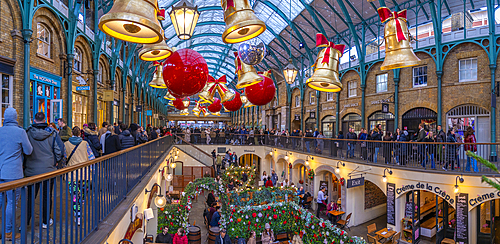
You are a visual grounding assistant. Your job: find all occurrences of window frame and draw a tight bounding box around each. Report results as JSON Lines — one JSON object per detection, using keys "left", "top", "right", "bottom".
{"left": 348, "top": 80, "right": 357, "bottom": 97}
{"left": 309, "top": 92, "right": 315, "bottom": 104}
{"left": 295, "top": 95, "right": 300, "bottom": 107}
{"left": 98, "top": 63, "right": 103, "bottom": 84}
{"left": 326, "top": 92, "right": 334, "bottom": 101}
{"left": 376, "top": 73, "right": 388, "bottom": 93}
{"left": 459, "top": 58, "right": 478, "bottom": 82}
{"left": 36, "top": 23, "right": 51, "bottom": 58}
{"left": 0, "top": 74, "right": 13, "bottom": 126}
{"left": 74, "top": 48, "right": 82, "bottom": 72}
{"left": 412, "top": 66, "right": 428, "bottom": 88}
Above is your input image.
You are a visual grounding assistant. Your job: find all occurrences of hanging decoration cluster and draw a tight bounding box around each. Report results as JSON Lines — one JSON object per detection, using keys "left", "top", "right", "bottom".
{"left": 222, "top": 165, "right": 257, "bottom": 189}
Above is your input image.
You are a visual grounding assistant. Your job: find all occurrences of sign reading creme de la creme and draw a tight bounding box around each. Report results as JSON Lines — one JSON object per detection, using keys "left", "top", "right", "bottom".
{"left": 396, "top": 182, "right": 455, "bottom": 205}
{"left": 469, "top": 191, "right": 500, "bottom": 207}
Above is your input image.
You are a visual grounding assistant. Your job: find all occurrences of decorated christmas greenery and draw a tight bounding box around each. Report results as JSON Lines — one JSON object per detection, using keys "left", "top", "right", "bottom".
{"left": 222, "top": 165, "right": 257, "bottom": 189}
{"left": 307, "top": 169, "right": 315, "bottom": 180}
{"left": 226, "top": 186, "right": 298, "bottom": 206}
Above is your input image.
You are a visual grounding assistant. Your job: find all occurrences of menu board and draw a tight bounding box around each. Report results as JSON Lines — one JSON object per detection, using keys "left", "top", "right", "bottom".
{"left": 455, "top": 193, "right": 468, "bottom": 244}
{"left": 405, "top": 202, "right": 414, "bottom": 219}
{"left": 386, "top": 183, "right": 396, "bottom": 225}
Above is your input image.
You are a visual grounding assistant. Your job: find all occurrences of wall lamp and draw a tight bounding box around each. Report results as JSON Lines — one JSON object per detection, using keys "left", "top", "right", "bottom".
{"left": 454, "top": 175, "right": 464, "bottom": 193}
{"left": 145, "top": 183, "right": 167, "bottom": 208}
{"left": 118, "top": 239, "right": 133, "bottom": 244}
{"left": 383, "top": 168, "right": 393, "bottom": 183}
{"left": 285, "top": 152, "right": 292, "bottom": 161}
{"left": 305, "top": 156, "right": 313, "bottom": 166}
{"left": 158, "top": 166, "right": 173, "bottom": 182}
{"left": 336, "top": 161, "right": 345, "bottom": 173}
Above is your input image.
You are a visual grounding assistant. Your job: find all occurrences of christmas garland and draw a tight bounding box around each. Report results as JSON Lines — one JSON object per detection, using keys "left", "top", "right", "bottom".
{"left": 307, "top": 169, "right": 315, "bottom": 180}
{"left": 222, "top": 165, "right": 257, "bottom": 189}
{"left": 226, "top": 187, "right": 298, "bottom": 206}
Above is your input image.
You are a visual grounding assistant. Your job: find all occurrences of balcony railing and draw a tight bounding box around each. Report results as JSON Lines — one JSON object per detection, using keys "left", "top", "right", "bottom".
{"left": 174, "top": 133, "right": 499, "bottom": 175}
{"left": 0, "top": 136, "right": 173, "bottom": 243}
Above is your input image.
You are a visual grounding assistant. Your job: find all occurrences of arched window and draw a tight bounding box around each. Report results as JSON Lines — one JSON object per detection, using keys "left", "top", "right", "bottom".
{"left": 74, "top": 48, "right": 82, "bottom": 72}
{"left": 36, "top": 23, "right": 50, "bottom": 58}
{"left": 98, "top": 63, "right": 103, "bottom": 84}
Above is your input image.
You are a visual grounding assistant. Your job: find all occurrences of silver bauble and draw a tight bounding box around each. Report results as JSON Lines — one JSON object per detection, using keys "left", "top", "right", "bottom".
{"left": 237, "top": 38, "right": 266, "bottom": 65}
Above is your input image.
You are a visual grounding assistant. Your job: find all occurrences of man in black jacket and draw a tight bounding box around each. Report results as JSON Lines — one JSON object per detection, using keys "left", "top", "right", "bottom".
{"left": 346, "top": 128, "right": 357, "bottom": 158}
{"left": 84, "top": 123, "right": 102, "bottom": 157}
{"left": 215, "top": 229, "right": 231, "bottom": 244}
{"left": 155, "top": 226, "right": 173, "bottom": 243}
{"left": 435, "top": 125, "right": 446, "bottom": 163}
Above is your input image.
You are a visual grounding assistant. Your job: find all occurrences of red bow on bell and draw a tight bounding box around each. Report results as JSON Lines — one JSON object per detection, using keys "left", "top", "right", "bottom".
{"left": 378, "top": 7, "right": 408, "bottom": 42}
{"left": 153, "top": 61, "right": 162, "bottom": 71}
{"left": 315, "top": 33, "right": 345, "bottom": 65}
{"left": 208, "top": 75, "right": 229, "bottom": 93}
{"left": 234, "top": 52, "right": 242, "bottom": 72}
{"left": 225, "top": 0, "right": 235, "bottom": 10}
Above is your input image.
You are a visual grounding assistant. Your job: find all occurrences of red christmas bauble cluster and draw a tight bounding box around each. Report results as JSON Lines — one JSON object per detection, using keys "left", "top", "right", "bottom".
{"left": 208, "top": 98, "right": 222, "bottom": 113}
{"left": 223, "top": 91, "right": 242, "bottom": 111}
{"left": 244, "top": 73, "right": 275, "bottom": 106}
{"left": 163, "top": 49, "right": 208, "bottom": 97}
{"left": 172, "top": 98, "right": 186, "bottom": 110}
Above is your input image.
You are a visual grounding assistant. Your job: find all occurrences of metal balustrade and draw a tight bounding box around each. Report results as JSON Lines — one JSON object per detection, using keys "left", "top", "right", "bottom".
{"left": 175, "top": 133, "right": 500, "bottom": 175}
{"left": 0, "top": 136, "right": 173, "bottom": 244}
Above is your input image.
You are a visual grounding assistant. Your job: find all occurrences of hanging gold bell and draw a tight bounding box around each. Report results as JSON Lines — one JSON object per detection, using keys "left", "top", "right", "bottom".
{"left": 198, "top": 83, "right": 215, "bottom": 104}
{"left": 139, "top": 42, "right": 173, "bottom": 61}
{"left": 307, "top": 34, "right": 344, "bottom": 92}
{"left": 193, "top": 102, "right": 202, "bottom": 117}
{"left": 98, "top": 0, "right": 164, "bottom": 44}
{"left": 221, "top": 0, "right": 266, "bottom": 44}
{"left": 234, "top": 52, "right": 262, "bottom": 89}
{"left": 212, "top": 111, "right": 221, "bottom": 116}
{"left": 163, "top": 90, "right": 176, "bottom": 100}
{"left": 214, "top": 75, "right": 235, "bottom": 103}
{"left": 378, "top": 7, "right": 420, "bottom": 70}
{"left": 149, "top": 62, "right": 167, "bottom": 88}
{"left": 241, "top": 94, "right": 254, "bottom": 108}
{"left": 179, "top": 108, "right": 189, "bottom": 115}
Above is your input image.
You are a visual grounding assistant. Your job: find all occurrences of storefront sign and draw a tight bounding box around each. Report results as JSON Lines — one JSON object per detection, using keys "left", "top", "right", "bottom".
{"left": 387, "top": 183, "right": 396, "bottom": 225}
{"left": 294, "top": 114, "right": 300, "bottom": 120}
{"left": 30, "top": 67, "right": 62, "bottom": 87}
{"left": 243, "top": 149, "right": 255, "bottom": 153}
{"left": 153, "top": 114, "right": 158, "bottom": 119}
{"left": 347, "top": 177, "right": 364, "bottom": 188}
{"left": 136, "top": 105, "right": 143, "bottom": 112}
{"left": 396, "top": 182, "right": 455, "bottom": 205}
{"left": 319, "top": 181, "right": 328, "bottom": 193}
{"left": 76, "top": 86, "right": 90, "bottom": 91}
{"left": 382, "top": 103, "right": 389, "bottom": 113}
{"left": 343, "top": 103, "right": 358, "bottom": 108}
{"left": 455, "top": 193, "right": 468, "bottom": 244}
{"left": 103, "top": 90, "right": 114, "bottom": 101}
{"left": 371, "top": 99, "right": 391, "bottom": 105}
{"left": 146, "top": 110, "right": 153, "bottom": 116}
{"left": 468, "top": 191, "right": 500, "bottom": 207}
{"left": 405, "top": 202, "right": 414, "bottom": 219}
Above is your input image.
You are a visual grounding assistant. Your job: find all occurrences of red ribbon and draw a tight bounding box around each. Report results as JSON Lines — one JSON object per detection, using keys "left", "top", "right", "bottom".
{"left": 378, "top": 7, "right": 408, "bottom": 42}
{"left": 315, "top": 33, "right": 345, "bottom": 65}
{"left": 225, "top": 0, "right": 234, "bottom": 11}
{"left": 234, "top": 52, "right": 242, "bottom": 72}
{"left": 208, "top": 75, "right": 229, "bottom": 93}
{"left": 153, "top": 61, "right": 161, "bottom": 72}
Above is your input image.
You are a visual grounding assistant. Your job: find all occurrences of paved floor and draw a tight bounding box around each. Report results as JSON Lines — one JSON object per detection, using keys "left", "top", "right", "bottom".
{"left": 188, "top": 191, "right": 210, "bottom": 242}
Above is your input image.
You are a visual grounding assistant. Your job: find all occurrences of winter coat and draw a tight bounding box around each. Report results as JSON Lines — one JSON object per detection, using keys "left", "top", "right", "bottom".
{"left": 271, "top": 173, "right": 278, "bottom": 186}
{"left": 214, "top": 234, "right": 231, "bottom": 244}
{"left": 59, "top": 125, "right": 72, "bottom": 142}
{"left": 370, "top": 131, "right": 382, "bottom": 148}
{"left": 0, "top": 108, "right": 33, "bottom": 179}
{"left": 417, "top": 129, "right": 426, "bottom": 142}
{"left": 83, "top": 128, "right": 102, "bottom": 157}
{"left": 104, "top": 134, "right": 121, "bottom": 155}
{"left": 423, "top": 136, "right": 436, "bottom": 153}
{"left": 64, "top": 137, "right": 95, "bottom": 167}
{"left": 464, "top": 134, "right": 477, "bottom": 152}
{"left": 24, "top": 123, "right": 62, "bottom": 177}
{"left": 136, "top": 132, "right": 148, "bottom": 144}
{"left": 446, "top": 133, "right": 458, "bottom": 161}
{"left": 436, "top": 129, "right": 446, "bottom": 143}
{"left": 261, "top": 230, "right": 275, "bottom": 244}
{"left": 172, "top": 234, "right": 188, "bottom": 244}
{"left": 210, "top": 211, "right": 221, "bottom": 227}
{"left": 119, "top": 130, "right": 136, "bottom": 149}
{"left": 155, "top": 232, "right": 173, "bottom": 243}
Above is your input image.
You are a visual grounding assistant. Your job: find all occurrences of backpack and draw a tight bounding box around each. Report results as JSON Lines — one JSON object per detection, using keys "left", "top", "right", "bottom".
{"left": 52, "top": 133, "right": 67, "bottom": 169}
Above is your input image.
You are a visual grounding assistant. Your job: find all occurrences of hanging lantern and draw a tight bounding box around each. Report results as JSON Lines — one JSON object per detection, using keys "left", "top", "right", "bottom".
{"left": 169, "top": 0, "right": 200, "bottom": 40}
{"left": 307, "top": 33, "right": 345, "bottom": 92}
{"left": 283, "top": 59, "right": 298, "bottom": 85}
{"left": 378, "top": 7, "right": 420, "bottom": 70}
{"left": 245, "top": 70, "right": 276, "bottom": 106}
{"left": 221, "top": 0, "right": 266, "bottom": 44}
{"left": 223, "top": 90, "right": 242, "bottom": 112}
{"left": 139, "top": 42, "right": 173, "bottom": 61}
{"left": 234, "top": 51, "right": 262, "bottom": 89}
{"left": 208, "top": 98, "right": 223, "bottom": 116}
{"left": 149, "top": 61, "right": 167, "bottom": 88}
{"left": 98, "top": 0, "right": 164, "bottom": 44}
{"left": 163, "top": 90, "right": 176, "bottom": 100}
{"left": 163, "top": 49, "right": 208, "bottom": 96}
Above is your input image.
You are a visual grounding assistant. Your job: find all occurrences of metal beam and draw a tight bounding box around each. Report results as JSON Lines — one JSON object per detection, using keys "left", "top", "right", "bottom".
{"left": 344, "top": 0, "right": 377, "bottom": 37}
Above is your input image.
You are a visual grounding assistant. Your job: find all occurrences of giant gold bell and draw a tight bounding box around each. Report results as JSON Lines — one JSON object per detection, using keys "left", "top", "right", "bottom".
{"left": 98, "top": 0, "right": 164, "bottom": 44}
{"left": 307, "top": 47, "right": 343, "bottom": 92}
{"left": 221, "top": 0, "right": 266, "bottom": 44}
{"left": 235, "top": 56, "right": 262, "bottom": 89}
{"left": 241, "top": 95, "right": 254, "bottom": 108}
{"left": 380, "top": 14, "right": 420, "bottom": 70}
{"left": 198, "top": 83, "right": 215, "bottom": 104}
{"left": 139, "top": 42, "right": 173, "bottom": 61}
{"left": 149, "top": 63, "right": 167, "bottom": 88}
{"left": 193, "top": 102, "right": 202, "bottom": 117}
{"left": 220, "top": 87, "right": 235, "bottom": 103}
{"left": 163, "top": 90, "right": 176, "bottom": 100}
{"left": 179, "top": 108, "right": 189, "bottom": 115}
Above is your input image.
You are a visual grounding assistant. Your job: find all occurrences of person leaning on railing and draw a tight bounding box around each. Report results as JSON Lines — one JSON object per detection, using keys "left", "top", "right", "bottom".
{"left": 444, "top": 128, "right": 458, "bottom": 171}
{"left": 0, "top": 108, "right": 33, "bottom": 241}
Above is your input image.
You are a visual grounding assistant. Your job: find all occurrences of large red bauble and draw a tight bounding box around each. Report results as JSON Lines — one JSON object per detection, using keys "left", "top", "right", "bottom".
{"left": 208, "top": 98, "right": 222, "bottom": 113}
{"left": 223, "top": 91, "right": 242, "bottom": 111}
{"left": 163, "top": 49, "right": 208, "bottom": 97}
{"left": 245, "top": 74, "right": 276, "bottom": 106}
{"left": 172, "top": 98, "right": 185, "bottom": 110}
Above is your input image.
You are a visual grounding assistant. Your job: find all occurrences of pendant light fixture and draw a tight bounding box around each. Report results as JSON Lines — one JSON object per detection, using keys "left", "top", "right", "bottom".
{"left": 169, "top": 0, "right": 200, "bottom": 40}
{"left": 282, "top": 0, "right": 298, "bottom": 84}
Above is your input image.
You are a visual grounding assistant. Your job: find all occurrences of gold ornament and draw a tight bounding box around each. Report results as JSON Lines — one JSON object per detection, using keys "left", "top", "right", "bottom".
{"left": 149, "top": 62, "right": 167, "bottom": 88}
{"left": 307, "top": 33, "right": 345, "bottom": 93}
{"left": 138, "top": 42, "right": 173, "bottom": 61}
{"left": 234, "top": 52, "right": 262, "bottom": 89}
{"left": 221, "top": 0, "right": 266, "bottom": 44}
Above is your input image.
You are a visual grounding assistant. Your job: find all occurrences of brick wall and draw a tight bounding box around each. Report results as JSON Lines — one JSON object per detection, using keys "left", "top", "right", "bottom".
{"left": 364, "top": 180, "right": 386, "bottom": 209}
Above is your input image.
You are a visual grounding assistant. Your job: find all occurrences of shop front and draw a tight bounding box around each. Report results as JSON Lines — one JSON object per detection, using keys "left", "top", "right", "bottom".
{"left": 29, "top": 67, "right": 62, "bottom": 124}
{"left": 446, "top": 104, "right": 490, "bottom": 143}
{"left": 402, "top": 107, "right": 437, "bottom": 134}
{"left": 321, "top": 115, "right": 336, "bottom": 138}
{"left": 305, "top": 112, "right": 316, "bottom": 132}
{"left": 72, "top": 78, "right": 89, "bottom": 128}
{"left": 96, "top": 92, "right": 107, "bottom": 128}
{"left": 368, "top": 111, "right": 395, "bottom": 133}
{"left": 113, "top": 100, "right": 119, "bottom": 124}
{"left": 342, "top": 113, "right": 362, "bottom": 135}
{"left": 0, "top": 57, "right": 14, "bottom": 125}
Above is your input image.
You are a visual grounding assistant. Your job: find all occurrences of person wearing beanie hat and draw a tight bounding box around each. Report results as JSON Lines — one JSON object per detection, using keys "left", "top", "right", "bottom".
{"left": 261, "top": 223, "right": 275, "bottom": 244}
{"left": 0, "top": 107, "right": 33, "bottom": 240}
{"left": 215, "top": 228, "right": 231, "bottom": 244}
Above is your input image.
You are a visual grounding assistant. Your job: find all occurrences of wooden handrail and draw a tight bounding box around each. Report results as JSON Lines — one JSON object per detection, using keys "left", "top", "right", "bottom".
{"left": 0, "top": 136, "right": 173, "bottom": 192}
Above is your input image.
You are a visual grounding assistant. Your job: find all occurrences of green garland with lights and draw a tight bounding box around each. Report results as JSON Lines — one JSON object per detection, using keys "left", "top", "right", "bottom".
{"left": 307, "top": 169, "right": 315, "bottom": 180}
{"left": 226, "top": 187, "right": 298, "bottom": 206}
{"left": 222, "top": 165, "right": 257, "bottom": 189}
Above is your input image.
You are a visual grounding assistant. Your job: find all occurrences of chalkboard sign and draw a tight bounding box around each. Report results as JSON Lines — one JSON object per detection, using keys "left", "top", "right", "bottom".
{"left": 387, "top": 183, "right": 396, "bottom": 225}
{"left": 455, "top": 193, "right": 468, "bottom": 244}
{"left": 347, "top": 177, "right": 364, "bottom": 188}
{"left": 405, "top": 202, "right": 414, "bottom": 219}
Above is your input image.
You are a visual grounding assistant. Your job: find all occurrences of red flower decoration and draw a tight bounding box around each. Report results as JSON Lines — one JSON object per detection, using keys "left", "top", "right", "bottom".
{"left": 273, "top": 214, "right": 278, "bottom": 219}
{"left": 283, "top": 221, "right": 287, "bottom": 224}
{"left": 252, "top": 213, "right": 257, "bottom": 218}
